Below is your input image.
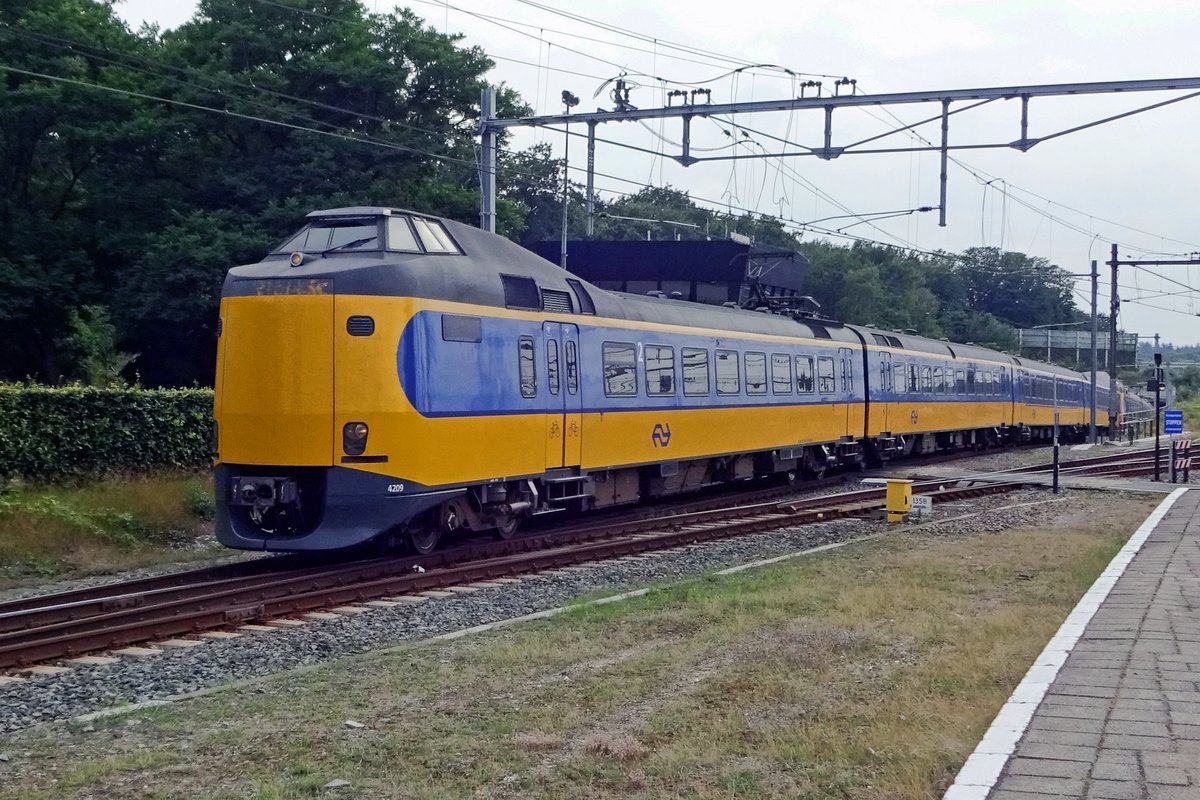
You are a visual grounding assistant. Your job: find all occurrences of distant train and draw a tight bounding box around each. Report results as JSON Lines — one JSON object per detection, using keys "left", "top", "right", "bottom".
{"left": 213, "top": 207, "right": 1148, "bottom": 553}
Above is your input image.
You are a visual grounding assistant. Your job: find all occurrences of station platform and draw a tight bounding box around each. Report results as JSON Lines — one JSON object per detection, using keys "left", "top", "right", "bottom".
{"left": 945, "top": 487, "right": 1200, "bottom": 799}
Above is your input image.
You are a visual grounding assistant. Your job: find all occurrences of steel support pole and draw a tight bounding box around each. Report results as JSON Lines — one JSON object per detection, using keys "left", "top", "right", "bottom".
{"left": 1155, "top": 370, "right": 1162, "bottom": 481}
{"left": 938, "top": 100, "right": 949, "bottom": 227}
{"left": 1109, "top": 244, "right": 1120, "bottom": 430}
{"left": 478, "top": 87, "right": 497, "bottom": 232}
{"left": 1089, "top": 259, "right": 1099, "bottom": 443}
{"left": 585, "top": 121, "right": 596, "bottom": 237}
{"left": 560, "top": 109, "right": 571, "bottom": 269}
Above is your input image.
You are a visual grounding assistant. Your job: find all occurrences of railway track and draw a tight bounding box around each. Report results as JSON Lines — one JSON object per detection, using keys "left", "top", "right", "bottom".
{"left": 0, "top": 445, "right": 1186, "bottom": 672}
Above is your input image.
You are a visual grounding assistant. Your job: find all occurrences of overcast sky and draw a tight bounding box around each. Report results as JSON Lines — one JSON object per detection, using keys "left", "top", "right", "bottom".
{"left": 115, "top": 0, "right": 1200, "bottom": 345}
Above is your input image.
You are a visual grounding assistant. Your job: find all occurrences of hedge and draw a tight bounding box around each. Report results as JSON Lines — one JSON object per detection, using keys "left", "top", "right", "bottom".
{"left": 0, "top": 385, "right": 214, "bottom": 482}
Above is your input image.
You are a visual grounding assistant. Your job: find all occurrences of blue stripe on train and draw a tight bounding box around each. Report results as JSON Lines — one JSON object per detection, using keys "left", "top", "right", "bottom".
{"left": 395, "top": 310, "right": 1095, "bottom": 419}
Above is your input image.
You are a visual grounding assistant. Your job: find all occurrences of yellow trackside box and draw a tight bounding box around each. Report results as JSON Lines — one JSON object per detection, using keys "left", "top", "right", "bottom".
{"left": 885, "top": 479, "right": 913, "bottom": 522}
{"left": 864, "top": 478, "right": 914, "bottom": 522}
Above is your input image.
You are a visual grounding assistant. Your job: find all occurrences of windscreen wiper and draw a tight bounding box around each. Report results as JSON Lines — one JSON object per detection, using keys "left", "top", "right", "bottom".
{"left": 321, "top": 235, "right": 377, "bottom": 255}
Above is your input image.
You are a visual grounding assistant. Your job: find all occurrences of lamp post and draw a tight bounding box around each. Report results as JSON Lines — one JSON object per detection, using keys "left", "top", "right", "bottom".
{"left": 560, "top": 90, "right": 579, "bottom": 269}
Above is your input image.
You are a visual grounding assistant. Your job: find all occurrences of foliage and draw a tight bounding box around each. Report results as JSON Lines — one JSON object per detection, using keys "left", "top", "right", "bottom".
{"left": 0, "top": 0, "right": 530, "bottom": 385}
{"left": 58, "top": 304, "right": 138, "bottom": 386}
{"left": 0, "top": 1, "right": 1120, "bottom": 388}
{"left": 0, "top": 384, "right": 213, "bottom": 480}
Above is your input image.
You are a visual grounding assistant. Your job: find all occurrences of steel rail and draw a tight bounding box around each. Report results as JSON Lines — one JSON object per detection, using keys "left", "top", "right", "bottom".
{"left": 0, "top": 445, "right": 1186, "bottom": 669}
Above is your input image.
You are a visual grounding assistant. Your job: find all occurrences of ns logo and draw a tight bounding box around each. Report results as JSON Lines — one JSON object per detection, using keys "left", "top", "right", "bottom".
{"left": 651, "top": 423, "right": 672, "bottom": 448}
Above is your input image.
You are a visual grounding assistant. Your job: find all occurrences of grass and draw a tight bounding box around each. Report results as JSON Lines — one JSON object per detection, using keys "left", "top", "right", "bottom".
{"left": 0, "top": 471, "right": 222, "bottom": 587}
{"left": 0, "top": 493, "right": 1160, "bottom": 799}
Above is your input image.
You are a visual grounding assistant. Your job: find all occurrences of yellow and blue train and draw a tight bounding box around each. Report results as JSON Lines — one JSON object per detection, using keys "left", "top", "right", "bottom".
{"left": 213, "top": 207, "right": 1147, "bottom": 553}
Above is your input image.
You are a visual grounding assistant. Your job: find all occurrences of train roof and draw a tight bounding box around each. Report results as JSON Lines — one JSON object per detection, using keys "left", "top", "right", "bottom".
{"left": 227, "top": 208, "right": 1101, "bottom": 384}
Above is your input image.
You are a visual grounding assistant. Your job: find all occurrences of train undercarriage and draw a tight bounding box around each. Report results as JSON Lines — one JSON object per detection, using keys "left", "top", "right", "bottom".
{"left": 220, "top": 421, "right": 1104, "bottom": 555}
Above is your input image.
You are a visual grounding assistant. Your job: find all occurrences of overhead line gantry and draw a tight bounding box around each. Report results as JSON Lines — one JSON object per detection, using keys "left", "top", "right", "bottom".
{"left": 478, "top": 76, "right": 1200, "bottom": 234}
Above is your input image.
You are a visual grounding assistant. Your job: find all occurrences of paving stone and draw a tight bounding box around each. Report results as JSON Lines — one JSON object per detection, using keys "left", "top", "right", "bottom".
{"left": 1102, "top": 733, "right": 1177, "bottom": 751}
{"left": 417, "top": 591, "right": 455, "bottom": 599}
{"left": 197, "top": 631, "right": 244, "bottom": 639}
{"left": 444, "top": 586, "right": 480, "bottom": 594}
{"left": 1005, "top": 757, "right": 1090, "bottom": 779}
{"left": 1144, "top": 765, "right": 1190, "bottom": 785}
{"left": 1086, "top": 779, "right": 1141, "bottom": 799}
{"left": 264, "top": 619, "right": 307, "bottom": 627}
{"left": 157, "top": 639, "right": 206, "bottom": 648}
{"left": 237, "top": 624, "right": 280, "bottom": 632}
{"left": 362, "top": 600, "right": 400, "bottom": 608}
{"left": 1023, "top": 727, "right": 1102, "bottom": 748}
{"left": 382, "top": 596, "right": 429, "bottom": 605}
{"left": 330, "top": 606, "right": 371, "bottom": 615}
{"left": 1013, "top": 742, "right": 1097, "bottom": 762}
{"left": 1091, "top": 760, "right": 1139, "bottom": 781}
{"left": 1103, "top": 719, "right": 1171, "bottom": 737}
{"left": 996, "top": 775, "right": 1084, "bottom": 795}
{"left": 302, "top": 613, "right": 343, "bottom": 621}
{"left": 64, "top": 656, "right": 121, "bottom": 666}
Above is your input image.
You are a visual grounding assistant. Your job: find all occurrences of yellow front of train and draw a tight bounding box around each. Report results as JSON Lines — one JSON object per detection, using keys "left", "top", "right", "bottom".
{"left": 212, "top": 208, "right": 469, "bottom": 551}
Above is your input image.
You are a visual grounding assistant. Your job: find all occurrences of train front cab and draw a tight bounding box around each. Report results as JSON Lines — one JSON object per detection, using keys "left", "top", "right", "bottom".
{"left": 213, "top": 285, "right": 461, "bottom": 551}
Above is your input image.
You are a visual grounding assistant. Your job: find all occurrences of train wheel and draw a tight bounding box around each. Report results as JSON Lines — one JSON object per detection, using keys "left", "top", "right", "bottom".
{"left": 408, "top": 505, "right": 452, "bottom": 555}
{"left": 408, "top": 523, "right": 441, "bottom": 555}
{"left": 494, "top": 513, "right": 521, "bottom": 540}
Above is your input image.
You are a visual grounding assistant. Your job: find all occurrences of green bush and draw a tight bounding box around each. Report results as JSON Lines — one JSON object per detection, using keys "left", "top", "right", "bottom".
{"left": 0, "top": 385, "right": 213, "bottom": 481}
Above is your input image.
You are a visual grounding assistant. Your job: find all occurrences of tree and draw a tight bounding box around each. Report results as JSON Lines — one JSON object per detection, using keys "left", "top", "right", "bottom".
{"left": 0, "top": 0, "right": 157, "bottom": 379}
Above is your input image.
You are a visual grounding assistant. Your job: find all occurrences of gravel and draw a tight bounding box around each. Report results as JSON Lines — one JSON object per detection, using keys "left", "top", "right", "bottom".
{"left": 0, "top": 483, "right": 1113, "bottom": 735}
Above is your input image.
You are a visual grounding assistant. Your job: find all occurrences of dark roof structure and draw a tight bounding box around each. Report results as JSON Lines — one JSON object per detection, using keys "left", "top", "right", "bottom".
{"left": 527, "top": 239, "right": 809, "bottom": 311}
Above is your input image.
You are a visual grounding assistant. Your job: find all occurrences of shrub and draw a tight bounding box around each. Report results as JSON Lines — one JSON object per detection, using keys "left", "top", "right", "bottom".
{"left": 0, "top": 384, "right": 213, "bottom": 481}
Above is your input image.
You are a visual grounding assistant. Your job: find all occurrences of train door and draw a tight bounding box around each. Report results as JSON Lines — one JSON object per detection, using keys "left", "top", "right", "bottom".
{"left": 838, "top": 347, "right": 856, "bottom": 434}
{"left": 878, "top": 350, "right": 892, "bottom": 433}
{"left": 542, "top": 322, "right": 582, "bottom": 469}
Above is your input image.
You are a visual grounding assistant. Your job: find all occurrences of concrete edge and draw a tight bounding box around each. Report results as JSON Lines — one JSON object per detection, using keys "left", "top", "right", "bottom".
{"left": 942, "top": 486, "right": 1190, "bottom": 800}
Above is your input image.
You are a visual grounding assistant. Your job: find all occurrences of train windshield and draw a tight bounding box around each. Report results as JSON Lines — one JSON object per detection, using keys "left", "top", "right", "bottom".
{"left": 275, "top": 218, "right": 380, "bottom": 254}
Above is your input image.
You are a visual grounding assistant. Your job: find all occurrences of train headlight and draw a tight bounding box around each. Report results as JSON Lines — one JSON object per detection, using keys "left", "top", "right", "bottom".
{"left": 343, "top": 422, "right": 369, "bottom": 455}
{"left": 289, "top": 252, "right": 305, "bottom": 267}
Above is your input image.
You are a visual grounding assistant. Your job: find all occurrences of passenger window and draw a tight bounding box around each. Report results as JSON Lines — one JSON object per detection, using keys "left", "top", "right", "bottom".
{"left": 795, "top": 356, "right": 815, "bottom": 393}
{"left": 645, "top": 345, "right": 675, "bottom": 396}
{"left": 745, "top": 352, "right": 767, "bottom": 395}
{"left": 967, "top": 369, "right": 976, "bottom": 395}
{"left": 716, "top": 349, "right": 740, "bottom": 395}
{"left": 933, "top": 367, "right": 943, "bottom": 394}
{"left": 518, "top": 336, "right": 536, "bottom": 399}
{"left": 771, "top": 354, "right": 792, "bottom": 394}
{"left": 602, "top": 342, "right": 637, "bottom": 397}
{"left": 909, "top": 365, "right": 919, "bottom": 394}
{"left": 895, "top": 362, "right": 907, "bottom": 393}
{"left": 565, "top": 340, "right": 578, "bottom": 394}
{"left": 817, "top": 357, "right": 836, "bottom": 394}
{"left": 682, "top": 348, "right": 710, "bottom": 396}
{"left": 956, "top": 370, "right": 966, "bottom": 394}
{"left": 921, "top": 366, "right": 932, "bottom": 393}
{"left": 547, "top": 339, "right": 560, "bottom": 396}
